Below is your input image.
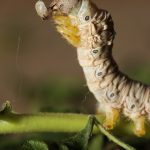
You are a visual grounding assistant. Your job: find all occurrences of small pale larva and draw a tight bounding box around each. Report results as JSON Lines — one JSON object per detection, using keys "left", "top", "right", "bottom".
{"left": 35, "top": 0, "right": 49, "bottom": 20}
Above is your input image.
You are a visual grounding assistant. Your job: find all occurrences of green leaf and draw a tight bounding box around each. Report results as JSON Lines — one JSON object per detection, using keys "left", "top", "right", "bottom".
{"left": 50, "top": 144, "right": 69, "bottom": 150}
{"left": 88, "top": 135, "right": 104, "bottom": 150}
{"left": 21, "top": 140, "right": 49, "bottom": 150}
{"left": 61, "top": 116, "right": 95, "bottom": 150}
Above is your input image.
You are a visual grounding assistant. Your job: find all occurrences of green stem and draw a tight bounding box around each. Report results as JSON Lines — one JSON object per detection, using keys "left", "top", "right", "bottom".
{"left": 0, "top": 102, "right": 139, "bottom": 150}
{"left": 0, "top": 112, "right": 137, "bottom": 150}
{"left": 0, "top": 110, "right": 148, "bottom": 139}
{"left": 0, "top": 113, "right": 91, "bottom": 134}
{"left": 94, "top": 118, "right": 136, "bottom": 150}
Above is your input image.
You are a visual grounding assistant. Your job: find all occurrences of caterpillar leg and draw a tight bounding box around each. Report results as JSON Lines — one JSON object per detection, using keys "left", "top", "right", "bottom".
{"left": 131, "top": 115, "right": 146, "bottom": 137}
{"left": 103, "top": 107, "right": 120, "bottom": 130}
{"left": 53, "top": 15, "right": 80, "bottom": 47}
{"left": 56, "top": 25, "right": 80, "bottom": 47}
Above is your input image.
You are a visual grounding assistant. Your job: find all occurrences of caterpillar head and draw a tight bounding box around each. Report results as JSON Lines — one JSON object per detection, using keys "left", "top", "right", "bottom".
{"left": 35, "top": 0, "right": 97, "bottom": 23}
{"left": 49, "top": 0, "right": 99, "bottom": 47}
{"left": 50, "top": 0, "right": 96, "bottom": 16}
{"left": 50, "top": 0, "right": 79, "bottom": 15}
{"left": 35, "top": 0, "right": 80, "bottom": 19}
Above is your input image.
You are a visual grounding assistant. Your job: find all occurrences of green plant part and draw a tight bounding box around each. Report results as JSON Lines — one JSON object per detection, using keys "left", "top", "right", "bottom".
{"left": 21, "top": 140, "right": 49, "bottom": 150}
{"left": 0, "top": 102, "right": 136, "bottom": 150}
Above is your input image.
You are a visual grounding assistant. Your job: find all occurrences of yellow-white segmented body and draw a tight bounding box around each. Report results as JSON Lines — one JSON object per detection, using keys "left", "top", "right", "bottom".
{"left": 35, "top": 0, "right": 150, "bottom": 136}
{"left": 74, "top": 0, "right": 150, "bottom": 136}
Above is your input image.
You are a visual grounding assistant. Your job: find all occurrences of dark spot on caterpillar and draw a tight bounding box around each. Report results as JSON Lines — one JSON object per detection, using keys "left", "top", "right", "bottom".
{"left": 60, "top": 4, "right": 64, "bottom": 8}
{"left": 131, "top": 104, "right": 135, "bottom": 109}
{"left": 110, "top": 93, "right": 115, "bottom": 98}
{"left": 136, "top": 99, "right": 139, "bottom": 104}
{"left": 97, "top": 72, "right": 102, "bottom": 76}
{"left": 59, "top": 4, "right": 64, "bottom": 11}
{"left": 93, "top": 50, "right": 99, "bottom": 53}
{"left": 42, "top": 15, "right": 49, "bottom": 20}
{"left": 85, "top": 16, "right": 90, "bottom": 21}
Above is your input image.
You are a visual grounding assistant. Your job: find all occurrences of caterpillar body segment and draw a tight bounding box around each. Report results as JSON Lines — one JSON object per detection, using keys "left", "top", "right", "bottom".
{"left": 35, "top": 0, "right": 150, "bottom": 136}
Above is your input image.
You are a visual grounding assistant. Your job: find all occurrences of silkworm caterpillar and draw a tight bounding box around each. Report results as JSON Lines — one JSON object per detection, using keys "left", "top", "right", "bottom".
{"left": 35, "top": 0, "right": 150, "bottom": 136}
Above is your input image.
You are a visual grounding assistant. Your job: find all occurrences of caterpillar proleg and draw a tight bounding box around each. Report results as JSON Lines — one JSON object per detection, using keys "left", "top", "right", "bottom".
{"left": 35, "top": 0, "right": 150, "bottom": 136}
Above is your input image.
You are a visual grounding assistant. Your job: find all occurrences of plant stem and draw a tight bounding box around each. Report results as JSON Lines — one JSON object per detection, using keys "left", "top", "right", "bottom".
{"left": 0, "top": 113, "right": 91, "bottom": 134}
{"left": 0, "top": 111, "right": 138, "bottom": 150}
{"left": 0, "top": 111, "right": 149, "bottom": 139}
{"left": 94, "top": 118, "right": 136, "bottom": 150}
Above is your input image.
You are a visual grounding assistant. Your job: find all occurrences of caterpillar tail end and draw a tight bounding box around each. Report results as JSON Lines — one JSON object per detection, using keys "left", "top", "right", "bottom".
{"left": 132, "top": 116, "right": 146, "bottom": 137}
{"left": 103, "top": 108, "right": 120, "bottom": 130}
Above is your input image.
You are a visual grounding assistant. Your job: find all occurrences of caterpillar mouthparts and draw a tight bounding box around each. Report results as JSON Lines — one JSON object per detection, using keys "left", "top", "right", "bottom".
{"left": 35, "top": 0, "right": 150, "bottom": 137}
{"left": 35, "top": 0, "right": 79, "bottom": 19}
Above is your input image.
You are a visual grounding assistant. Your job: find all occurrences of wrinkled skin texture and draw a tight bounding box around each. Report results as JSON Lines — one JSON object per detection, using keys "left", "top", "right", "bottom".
{"left": 35, "top": 0, "right": 150, "bottom": 137}
{"left": 50, "top": 0, "right": 79, "bottom": 14}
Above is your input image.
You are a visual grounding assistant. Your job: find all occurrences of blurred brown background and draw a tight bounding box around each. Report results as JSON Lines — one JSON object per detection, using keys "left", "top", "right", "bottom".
{"left": 0, "top": 0, "right": 150, "bottom": 112}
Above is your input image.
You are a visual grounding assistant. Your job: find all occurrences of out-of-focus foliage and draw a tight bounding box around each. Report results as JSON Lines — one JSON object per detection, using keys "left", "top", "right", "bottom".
{"left": 21, "top": 140, "right": 49, "bottom": 150}
{"left": 48, "top": 117, "right": 94, "bottom": 150}
{"left": 21, "top": 79, "right": 96, "bottom": 113}
{"left": 88, "top": 135, "right": 104, "bottom": 150}
{"left": 128, "top": 66, "right": 150, "bottom": 84}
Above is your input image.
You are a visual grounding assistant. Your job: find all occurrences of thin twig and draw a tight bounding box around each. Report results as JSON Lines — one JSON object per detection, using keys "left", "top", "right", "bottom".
{"left": 16, "top": 32, "right": 23, "bottom": 98}
{"left": 94, "top": 118, "right": 136, "bottom": 150}
{"left": 16, "top": 32, "right": 21, "bottom": 72}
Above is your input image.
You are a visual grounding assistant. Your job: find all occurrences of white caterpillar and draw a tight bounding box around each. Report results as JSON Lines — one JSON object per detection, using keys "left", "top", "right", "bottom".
{"left": 35, "top": 0, "right": 150, "bottom": 136}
